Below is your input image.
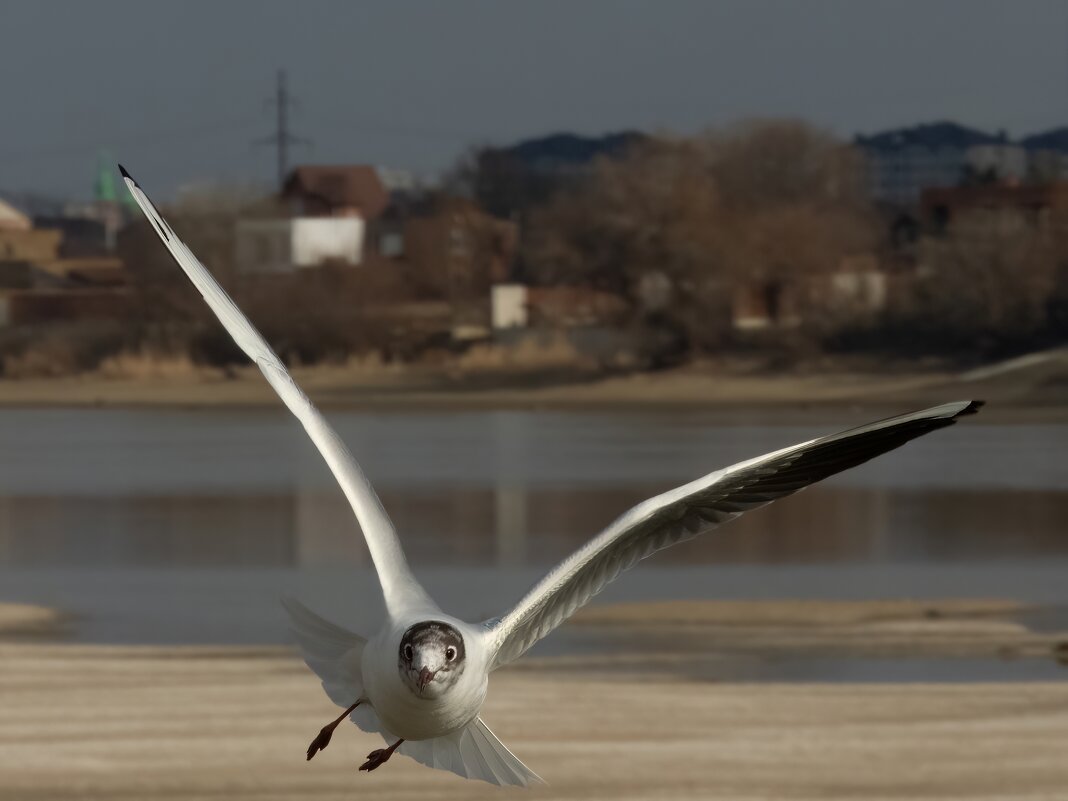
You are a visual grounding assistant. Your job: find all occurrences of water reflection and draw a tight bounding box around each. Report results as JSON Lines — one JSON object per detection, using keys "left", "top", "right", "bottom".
{"left": 0, "top": 485, "right": 1066, "bottom": 568}
{"left": 1, "top": 407, "right": 1066, "bottom": 679}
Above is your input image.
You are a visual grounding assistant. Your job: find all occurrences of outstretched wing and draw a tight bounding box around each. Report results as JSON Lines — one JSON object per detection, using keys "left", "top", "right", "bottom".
{"left": 486, "top": 400, "right": 983, "bottom": 669}
{"left": 121, "top": 166, "right": 435, "bottom": 619}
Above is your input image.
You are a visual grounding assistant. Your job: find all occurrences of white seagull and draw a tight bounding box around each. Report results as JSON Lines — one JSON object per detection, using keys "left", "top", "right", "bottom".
{"left": 121, "top": 165, "right": 982, "bottom": 787}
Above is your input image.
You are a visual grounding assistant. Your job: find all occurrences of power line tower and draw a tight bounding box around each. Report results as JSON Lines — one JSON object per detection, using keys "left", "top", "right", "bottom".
{"left": 254, "top": 69, "right": 310, "bottom": 190}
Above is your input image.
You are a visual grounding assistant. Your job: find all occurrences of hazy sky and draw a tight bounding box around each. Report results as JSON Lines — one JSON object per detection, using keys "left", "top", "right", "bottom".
{"left": 4, "top": 0, "right": 1068, "bottom": 199}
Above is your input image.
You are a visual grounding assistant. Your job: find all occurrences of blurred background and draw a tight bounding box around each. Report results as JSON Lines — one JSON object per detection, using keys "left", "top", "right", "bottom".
{"left": 1, "top": 2, "right": 1067, "bottom": 799}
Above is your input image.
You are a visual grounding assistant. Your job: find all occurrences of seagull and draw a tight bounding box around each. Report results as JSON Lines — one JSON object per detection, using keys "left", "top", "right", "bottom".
{"left": 121, "top": 165, "right": 983, "bottom": 787}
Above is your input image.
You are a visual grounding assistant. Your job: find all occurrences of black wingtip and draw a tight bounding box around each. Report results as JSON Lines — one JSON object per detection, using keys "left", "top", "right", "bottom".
{"left": 118, "top": 163, "right": 132, "bottom": 181}
{"left": 958, "top": 400, "right": 985, "bottom": 417}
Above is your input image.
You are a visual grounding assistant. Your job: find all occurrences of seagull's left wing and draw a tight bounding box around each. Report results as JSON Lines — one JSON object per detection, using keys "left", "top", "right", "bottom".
{"left": 121, "top": 166, "right": 435, "bottom": 619}
{"left": 486, "top": 400, "right": 982, "bottom": 669}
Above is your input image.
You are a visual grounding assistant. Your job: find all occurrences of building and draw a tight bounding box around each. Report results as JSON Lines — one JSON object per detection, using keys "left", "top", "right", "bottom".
{"left": 236, "top": 165, "right": 392, "bottom": 274}
{"left": 467, "top": 131, "right": 647, "bottom": 219}
{"left": 281, "top": 164, "right": 390, "bottom": 218}
{"left": 0, "top": 227, "right": 61, "bottom": 262}
{"left": 855, "top": 122, "right": 1025, "bottom": 206}
{"left": 0, "top": 225, "right": 127, "bottom": 328}
{"left": 0, "top": 198, "right": 32, "bottom": 231}
{"left": 731, "top": 253, "right": 888, "bottom": 332}
{"left": 1020, "top": 127, "right": 1068, "bottom": 181}
{"left": 235, "top": 217, "right": 367, "bottom": 273}
{"left": 920, "top": 182, "right": 1068, "bottom": 232}
{"left": 372, "top": 195, "right": 518, "bottom": 338}
{"left": 234, "top": 168, "right": 519, "bottom": 343}
{"left": 32, "top": 216, "right": 110, "bottom": 258}
{"left": 0, "top": 184, "right": 128, "bottom": 328}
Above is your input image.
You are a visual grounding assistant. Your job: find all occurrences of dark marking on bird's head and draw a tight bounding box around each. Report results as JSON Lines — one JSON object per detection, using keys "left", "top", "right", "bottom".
{"left": 398, "top": 621, "right": 466, "bottom": 699}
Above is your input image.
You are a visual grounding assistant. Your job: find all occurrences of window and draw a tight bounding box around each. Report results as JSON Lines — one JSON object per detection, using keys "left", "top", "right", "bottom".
{"left": 380, "top": 231, "right": 404, "bottom": 258}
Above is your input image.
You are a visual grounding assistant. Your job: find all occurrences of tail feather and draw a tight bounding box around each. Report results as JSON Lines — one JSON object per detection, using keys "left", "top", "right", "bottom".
{"left": 399, "top": 717, "right": 543, "bottom": 787}
{"left": 281, "top": 596, "right": 366, "bottom": 709}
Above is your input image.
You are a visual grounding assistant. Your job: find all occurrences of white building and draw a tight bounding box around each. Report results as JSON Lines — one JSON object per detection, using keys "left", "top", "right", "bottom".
{"left": 235, "top": 164, "right": 392, "bottom": 273}
{"left": 965, "top": 143, "right": 1028, "bottom": 182}
{"left": 491, "top": 284, "right": 528, "bottom": 329}
{"left": 235, "top": 218, "right": 366, "bottom": 274}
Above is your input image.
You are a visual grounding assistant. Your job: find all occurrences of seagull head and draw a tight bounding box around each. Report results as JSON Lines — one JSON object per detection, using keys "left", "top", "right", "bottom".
{"left": 398, "top": 621, "right": 466, "bottom": 700}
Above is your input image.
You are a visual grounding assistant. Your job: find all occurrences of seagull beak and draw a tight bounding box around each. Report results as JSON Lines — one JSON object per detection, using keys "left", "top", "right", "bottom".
{"left": 417, "top": 667, "right": 435, "bottom": 692}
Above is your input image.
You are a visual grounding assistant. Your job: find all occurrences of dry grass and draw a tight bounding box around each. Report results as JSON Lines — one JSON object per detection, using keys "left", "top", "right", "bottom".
{"left": 1, "top": 336, "right": 103, "bottom": 378}
{"left": 453, "top": 332, "right": 594, "bottom": 373}
{"left": 95, "top": 349, "right": 223, "bottom": 381}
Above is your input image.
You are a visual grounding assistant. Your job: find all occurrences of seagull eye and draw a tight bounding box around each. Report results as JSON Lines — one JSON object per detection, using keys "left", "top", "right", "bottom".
{"left": 445, "top": 647, "right": 456, "bottom": 662}
{"left": 403, "top": 644, "right": 413, "bottom": 662}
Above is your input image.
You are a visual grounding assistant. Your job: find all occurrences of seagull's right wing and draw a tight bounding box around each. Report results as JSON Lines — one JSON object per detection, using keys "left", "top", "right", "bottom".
{"left": 485, "top": 400, "right": 983, "bottom": 669}
{"left": 121, "top": 165, "right": 435, "bottom": 619}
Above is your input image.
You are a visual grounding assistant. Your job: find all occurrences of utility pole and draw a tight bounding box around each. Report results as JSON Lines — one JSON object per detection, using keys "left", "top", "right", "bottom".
{"left": 255, "top": 69, "right": 310, "bottom": 190}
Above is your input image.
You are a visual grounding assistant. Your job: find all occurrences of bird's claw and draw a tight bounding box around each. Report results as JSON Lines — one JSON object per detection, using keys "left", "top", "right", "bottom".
{"left": 306, "top": 726, "right": 334, "bottom": 761}
{"left": 359, "top": 748, "right": 392, "bottom": 772}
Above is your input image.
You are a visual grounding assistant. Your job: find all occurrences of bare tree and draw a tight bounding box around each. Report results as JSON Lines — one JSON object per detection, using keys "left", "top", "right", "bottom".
{"left": 522, "top": 121, "right": 878, "bottom": 355}
{"left": 910, "top": 209, "right": 1057, "bottom": 351}
{"left": 702, "top": 120, "right": 877, "bottom": 305}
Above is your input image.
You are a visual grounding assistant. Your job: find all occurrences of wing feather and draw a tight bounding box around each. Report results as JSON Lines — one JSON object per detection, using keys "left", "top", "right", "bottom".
{"left": 487, "top": 400, "right": 983, "bottom": 668}
{"left": 121, "top": 166, "right": 434, "bottom": 619}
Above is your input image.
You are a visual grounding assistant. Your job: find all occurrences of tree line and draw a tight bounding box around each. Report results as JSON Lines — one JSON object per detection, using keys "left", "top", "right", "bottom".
{"left": 458, "top": 119, "right": 1068, "bottom": 363}
{"left": 6, "top": 118, "right": 1066, "bottom": 378}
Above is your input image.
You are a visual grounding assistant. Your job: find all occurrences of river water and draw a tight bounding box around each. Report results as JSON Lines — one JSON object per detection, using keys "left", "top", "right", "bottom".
{"left": 0, "top": 407, "right": 1065, "bottom": 679}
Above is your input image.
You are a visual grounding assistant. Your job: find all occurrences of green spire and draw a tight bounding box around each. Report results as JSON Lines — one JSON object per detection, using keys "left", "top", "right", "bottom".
{"left": 94, "top": 151, "right": 118, "bottom": 202}
{"left": 97, "top": 150, "right": 138, "bottom": 211}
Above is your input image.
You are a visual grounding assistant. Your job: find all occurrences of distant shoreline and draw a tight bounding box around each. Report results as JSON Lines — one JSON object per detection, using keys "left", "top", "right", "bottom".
{"left": 0, "top": 355, "right": 1066, "bottom": 420}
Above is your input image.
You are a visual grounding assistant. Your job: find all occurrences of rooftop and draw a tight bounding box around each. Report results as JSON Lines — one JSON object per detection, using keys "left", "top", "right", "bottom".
{"left": 0, "top": 198, "right": 32, "bottom": 231}
{"left": 282, "top": 165, "right": 390, "bottom": 218}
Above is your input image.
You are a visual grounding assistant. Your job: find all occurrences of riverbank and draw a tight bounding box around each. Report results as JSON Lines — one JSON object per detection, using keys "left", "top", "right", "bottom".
{"left": 1, "top": 639, "right": 1066, "bottom": 800}
{"left": 0, "top": 347, "right": 1066, "bottom": 419}
{"left": 0, "top": 603, "right": 66, "bottom": 638}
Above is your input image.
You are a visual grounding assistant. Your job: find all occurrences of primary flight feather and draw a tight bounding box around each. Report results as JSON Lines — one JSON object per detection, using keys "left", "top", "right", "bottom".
{"left": 121, "top": 165, "right": 982, "bottom": 786}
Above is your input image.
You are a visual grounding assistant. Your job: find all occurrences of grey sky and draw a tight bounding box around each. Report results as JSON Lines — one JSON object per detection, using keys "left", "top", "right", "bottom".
{"left": 4, "top": 0, "right": 1068, "bottom": 200}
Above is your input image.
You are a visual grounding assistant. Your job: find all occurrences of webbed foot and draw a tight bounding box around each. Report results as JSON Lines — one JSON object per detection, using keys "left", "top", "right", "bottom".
{"left": 307, "top": 725, "right": 334, "bottom": 760}
{"left": 359, "top": 739, "right": 404, "bottom": 772}
{"left": 306, "top": 700, "right": 361, "bottom": 761}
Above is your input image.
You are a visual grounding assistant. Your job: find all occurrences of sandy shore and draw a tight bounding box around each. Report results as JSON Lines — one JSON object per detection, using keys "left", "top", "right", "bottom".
{"left": 1, "top": 642, "right": 1066, "bottom": 800}
{"left": 0, "top": 347, "right": 1066, "bottom": 418}
{"left": 520, "top": 599, "right": 1068, "bottom": 677}
{"left": 2, "top": 597, "right": 1067, "bottom": 800}
{"left": 0, "top": 603, "right": 66, "bottom": 638}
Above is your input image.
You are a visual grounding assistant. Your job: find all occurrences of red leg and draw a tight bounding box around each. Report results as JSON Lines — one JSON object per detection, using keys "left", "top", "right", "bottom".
{"left": 307, "top": 700, "right": 361, "bottom": 761}
{"left": 359, "top": 738, "right": 404, "bottom": 772}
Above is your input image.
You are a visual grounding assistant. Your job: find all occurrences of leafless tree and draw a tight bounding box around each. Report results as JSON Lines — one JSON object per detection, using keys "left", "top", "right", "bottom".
{"left": 523, "top": 121, "right": 878, "bottom": 355}
{"left": 909, "top": 209, "right": 1057, "bottom": 351}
